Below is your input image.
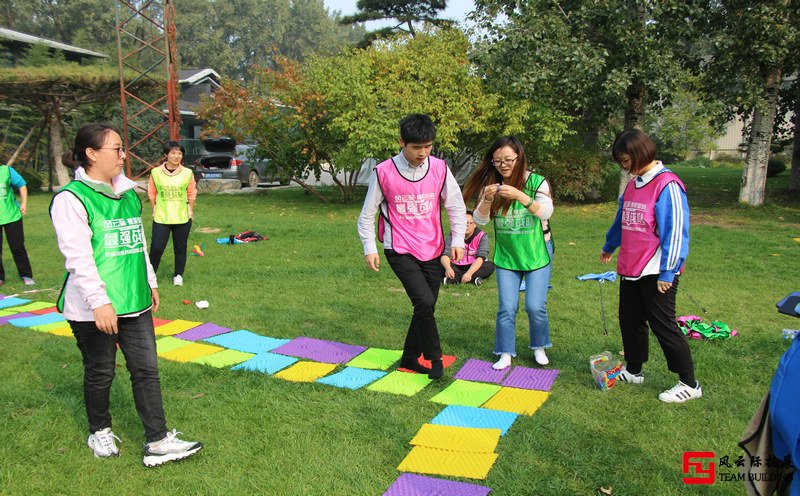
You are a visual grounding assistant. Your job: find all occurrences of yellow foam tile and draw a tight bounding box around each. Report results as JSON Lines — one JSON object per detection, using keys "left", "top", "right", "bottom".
{"left": 481, "top": 387, "right": 550, "bottom": 415}
{"left": 273, "top": 361, "right": 337, "bottom": 382}
{"left": 154, "top": 319, "right": 203, "bottom": 336}
{"left": 410, "top": 424, "right": 501, "bottom": 454}
{"left": 12, "top": 301, "right": 58, "bottom": 312}
{"left": 397, "top": 445, "right": 498, "bottom": 480}
{"left": 158, "top": 342, "right": 223, "bottom": 363}
{"left": 31, "top": 321, "right": 71, "bottom": 333}
{"left": 47, "top": 326, "right": 74, "bottom": 337}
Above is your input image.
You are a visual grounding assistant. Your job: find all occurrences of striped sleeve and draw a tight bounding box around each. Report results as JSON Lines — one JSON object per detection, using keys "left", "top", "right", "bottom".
{"left": 654, "top": 181, "right": 690, "bottom": 283}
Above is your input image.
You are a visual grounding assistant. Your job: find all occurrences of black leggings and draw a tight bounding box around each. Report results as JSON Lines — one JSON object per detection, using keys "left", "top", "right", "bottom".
{"left": 149, "top": 220, "right": 192, "bottom": 276}
{"left": 0, "top": 218, "right": 33, "bottom": 281}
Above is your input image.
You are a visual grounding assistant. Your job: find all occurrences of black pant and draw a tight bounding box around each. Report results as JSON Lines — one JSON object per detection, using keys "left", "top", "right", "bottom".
{"left": 448, "top": 260, "right": 496, "bottom": 282}
{"left": 0, "top": 218, "right": 32, "bottom": 281}
{"left": 70, "top": 310, "right": 167, "bottom": 443}
{"left": 150, "top": 220, "right": 192, "bottom": 276}
{"left": 385, "top": 250, "right": 443, "bottom": 362}
{"left": 619, "top": 274, "right": 694, "bottom": 375}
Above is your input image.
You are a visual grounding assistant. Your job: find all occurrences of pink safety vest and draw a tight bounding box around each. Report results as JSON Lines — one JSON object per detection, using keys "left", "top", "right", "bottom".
{"left": 617, "top": 171, "right": 685, "bottom": 278}
{"left": 376, "top": 156, "right": 446, "bottom": 261}
{"left": 460, "top": 230, "right": 485, "bottom": 265}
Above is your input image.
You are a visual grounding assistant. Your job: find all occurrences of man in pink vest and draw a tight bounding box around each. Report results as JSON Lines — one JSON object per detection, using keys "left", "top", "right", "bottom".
{"left": 357, "top": 114, "right": 467, "bottom": 379}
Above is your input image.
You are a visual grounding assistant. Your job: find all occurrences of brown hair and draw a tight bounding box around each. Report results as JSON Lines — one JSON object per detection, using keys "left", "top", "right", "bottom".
{"left": 61, "top": 123, "right": 118, "bottom": 171}
{"left": 611, "top": 129, "right": 657, "bottom": 176}
{"left": 462, "top": 136, "right": 529, "bottom": 217}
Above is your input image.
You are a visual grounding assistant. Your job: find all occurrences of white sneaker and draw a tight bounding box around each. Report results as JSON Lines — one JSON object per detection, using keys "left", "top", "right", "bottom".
{"left": 87, "top": 427, "right": 121, "bottom": 458}
{"left": 173, "top": 275, "right": 183, "bottom": 286}
{"left": 492, "top": 353, "right": 512, "bottom": 370}
{"left": 533, "top": 347, "right": 549, "bottom": 365}
{"left": 618, "top": 366, "right": 645, "bottom": 384}
{"left": 143, "top": 429, "right": 202, "bottom": 467}
{"left": 658, "top": 381, "right": 703, "bottom": 403}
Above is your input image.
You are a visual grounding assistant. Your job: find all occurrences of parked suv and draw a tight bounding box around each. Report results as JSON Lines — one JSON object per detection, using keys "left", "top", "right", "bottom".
{"left": 193, "top": 139, "right": 288, "bottom": 187}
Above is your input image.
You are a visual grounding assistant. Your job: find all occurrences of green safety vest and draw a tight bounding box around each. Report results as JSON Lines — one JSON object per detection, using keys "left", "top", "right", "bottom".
{"left": 492, "top": 173, "right": 551, "bottom": 271}
{"left": 54, "top": 180, "right": 152, "bottom": 316}
{"left": 0, "top": 166, "right": 22, "bottom": 225}
{"left": 151, "top": 167, "right": 192, "bottom": 224}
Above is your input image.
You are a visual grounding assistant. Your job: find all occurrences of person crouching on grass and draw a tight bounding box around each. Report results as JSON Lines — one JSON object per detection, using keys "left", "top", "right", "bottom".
{"left": 51, "top": 123, "right": 203, "bottom": 465}
{"left": 600, "top": 129, "right": 702, "bottom": 403}
{"left": 357, "top": 114, "right": 467, "bottom": 380}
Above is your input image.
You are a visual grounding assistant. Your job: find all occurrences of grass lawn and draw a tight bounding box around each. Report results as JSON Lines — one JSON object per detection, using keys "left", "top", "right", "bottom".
{"left": 0, "top": 164, "right": 798, "bottom": 495}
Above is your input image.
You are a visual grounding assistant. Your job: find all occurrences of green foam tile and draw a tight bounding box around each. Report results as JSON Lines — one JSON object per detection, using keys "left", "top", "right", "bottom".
{"left": 429, "top": 380, "right": 503, "bottom": 407}
{"left": 192, "top": 349, "right": 256, "bottom": 368}
{"left": 366, "top": 370, "right": 433, "bottom": 396}
{"left": 346, "top": 347, "right": 403, "bottom": 370}
{"left": 156, "top": 336, "right": 192, "bottom": 353}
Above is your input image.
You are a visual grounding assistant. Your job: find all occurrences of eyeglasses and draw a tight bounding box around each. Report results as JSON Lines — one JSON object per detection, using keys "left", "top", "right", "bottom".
{"left": 97, "top": 146, "right": 126, "bottom": 156}
{"left": 492, "top": 156, "right": 517, "bottom": 167}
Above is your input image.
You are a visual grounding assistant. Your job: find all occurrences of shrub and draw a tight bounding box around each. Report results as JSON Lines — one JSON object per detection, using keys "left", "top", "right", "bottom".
{"left": 767, "top": 158, "right": 786, "bottom": 177}
{"left": 675, "top": 156, "right": 712, "bottom": 168}
{"left": 535, "top": 146, "right": 613, "bottom": 203}
{"left": 19, "top": 169, "right": 44, "bottom": 193}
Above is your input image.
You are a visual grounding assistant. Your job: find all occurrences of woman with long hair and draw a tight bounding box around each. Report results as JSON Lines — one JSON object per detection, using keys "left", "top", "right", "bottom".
{"left": 463, "top": 136, "right": 554, "bottom": 370}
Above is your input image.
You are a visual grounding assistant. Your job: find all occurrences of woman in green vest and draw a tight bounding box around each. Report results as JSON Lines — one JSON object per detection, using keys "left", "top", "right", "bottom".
{"left": 147, "top": 141, "right": 197, "bottom": 287}
{"left": 463, "top": 136, "right": 555, "bottom": 370}
{"left": 51, "top": 123, "right": 202, "bottom": 466}
{"left": 0, "top": 162, "right": 35, "bottom": 286}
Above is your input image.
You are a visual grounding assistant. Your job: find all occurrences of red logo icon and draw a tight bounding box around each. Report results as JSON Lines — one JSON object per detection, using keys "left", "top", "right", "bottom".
{"left": 682, "top": 451, "right": 716, "bottom": 484}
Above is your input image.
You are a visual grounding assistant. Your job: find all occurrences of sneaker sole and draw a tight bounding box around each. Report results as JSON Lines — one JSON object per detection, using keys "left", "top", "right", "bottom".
{"left": 143, "top": 443, "right": 202, "bottom": 467}
{"left": 659, "top": 392, "right": 702, "bottom": 403}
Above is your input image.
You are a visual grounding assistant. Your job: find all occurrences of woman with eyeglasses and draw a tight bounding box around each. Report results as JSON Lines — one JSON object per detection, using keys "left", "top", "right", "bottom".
{"left": 463, "top": 136, "right": 554, "bottom": 370}
{"left": 51, "top": 123, "right": 202, "bottom": 466}
{"left": 147, "top": 141, "right": 197, "bottom": 287}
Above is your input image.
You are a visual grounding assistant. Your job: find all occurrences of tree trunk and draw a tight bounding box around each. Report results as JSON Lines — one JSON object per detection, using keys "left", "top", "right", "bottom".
{"left": 739, "top": 67, "right": 781, "bottom": 206}
{"left": 618, "top": 80, "right": 645, "bottom": 195}
{"left": 48, "top": 107, "right": 70, "bottom": 187}
{"left": 6, "top": 121, "right": 41, "bottom": 167}
{"left": 790, "top": 66, "right": 800, "bottom": 191}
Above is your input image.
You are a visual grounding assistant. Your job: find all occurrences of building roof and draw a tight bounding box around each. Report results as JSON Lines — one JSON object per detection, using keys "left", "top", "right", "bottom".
{"left": 0, "top": 27, "right": 108, "bottom": 59}
{"left": 179, "top": 68, "right": 221, "bottom": 87}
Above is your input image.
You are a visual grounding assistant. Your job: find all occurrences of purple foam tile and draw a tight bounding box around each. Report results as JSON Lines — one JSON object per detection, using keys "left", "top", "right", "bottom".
{"left": 453, "top": 359, "right": 510, "bottom": 384}
{"left": 173, "top": 322, "right": 232, "bottom": 341}
{"left": 271, "top": 336, "right": 367, "bottom": 364}
{"left": 0, "top": 312, "right": 36, "bottom": 325}
{"left": 384, "top": 473, "right": 491, "bottom": 496}
{"left": 500, "top": 365, "right": 560, "bottom": 391}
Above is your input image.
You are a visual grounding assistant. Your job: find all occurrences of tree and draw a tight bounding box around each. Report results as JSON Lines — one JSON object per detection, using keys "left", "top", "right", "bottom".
{"left": 340, "top": 0, "right": 452, "bottom": 45}
{"left": 704, "top": 0, "right": 799, "bottom": 205}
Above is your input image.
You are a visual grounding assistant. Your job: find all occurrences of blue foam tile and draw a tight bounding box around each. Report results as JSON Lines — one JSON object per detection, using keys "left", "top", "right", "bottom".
{"left": 429, "top": 405, "right": 519, "bottom": 436}
{"left": 231, "top": 352, "right": 298, "bottom": 375}
{"left": 8, "top": 313, "right": 66, "bottom": 328}
{"left": 204, "top": 330, "right": 289, "bottom": 354}
{"left": 316, "top": 367, "right": 387, "bottom": 390}
{"left": 0, "top": 297, "right": 32, "bottom": 310}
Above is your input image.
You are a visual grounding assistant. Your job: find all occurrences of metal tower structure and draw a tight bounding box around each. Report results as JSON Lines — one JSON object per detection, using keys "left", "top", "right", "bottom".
{"left": 115, "top": 0, "right": 180, "bottom": 177}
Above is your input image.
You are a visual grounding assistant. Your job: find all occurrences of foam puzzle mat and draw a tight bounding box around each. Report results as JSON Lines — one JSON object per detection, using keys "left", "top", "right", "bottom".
{"left": 30, "top": 321, "right": 71, "bottom": 333}
{"left": 410, "top": 424, "right": 501, "bottom": 454}
{"left": 383, "top": 473, "right": 491, "bottom": 496}
{"left": 204, "top": 330, "right": 289, "bottom": 354}
{"left": 232, "top": 352, "right": 299, "bottom": 375}
{"left": 366, "top": 371, "right": 433, "bottom": 396}
{"left": 316, "top": 366, "right": 387, "bottom": 390}
{"left": 430, "top": 405, "right": 518, "bottom": 436}
{"left": 0, "top": 312, "right": 36, "bottom": 325}
{"left": 453, "top": 359, "right": 510, "bottom": 384}
{"left": 501, "top": 366, "right": 560, "bottom": 391}
{"left": 397, "top": 446, "right": 499, "bottom": 480}
{"left": 346, "top": 347, "right": 403, "bottom": 370}
{"left": 191, "top": 349, "right": 255, "bottom": 368}
{"left": 272, "top": 336, "right": 367, "bottom": 364}
{"left": 154, "top": 319, "right": 202, "bottom": 336}
{"left": 274, "top": 361, "right": 337, "bottom": 382}
{"left": 482, "top": 387, "right": 550, "bottom": 416}
{"left": 158, "top": 342, "right": 223, "bottom": 362}
{"left": 8, "top": 313, "right": 65, "bottom": 328}
{"left": 11, "top": 301, "right": 58, "bottom": 312}
{"left": 0, "top": 297, "right": 31, "bottom": 309}
{"left": 30, "top": 306, "right": 59, "bottom": 315}
{"left": 429, "top": 380, "right": 502, "bottom": 408}
{"left": 174, "top": 322, "right": 232, "bottom": 341}
{"left": 156, "top": 336, "right": 192, "bottom": 353}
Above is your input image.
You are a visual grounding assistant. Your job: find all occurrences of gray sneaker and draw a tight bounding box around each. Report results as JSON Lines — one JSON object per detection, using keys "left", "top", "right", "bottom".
{"left": 143, "top": 429, "right": 202, "bottom": 467}
{"left": 87, "top": 427, "right": 121, "bottom": 458}
{"left": 473, "top": 277, "right": 484, "bottom": 286}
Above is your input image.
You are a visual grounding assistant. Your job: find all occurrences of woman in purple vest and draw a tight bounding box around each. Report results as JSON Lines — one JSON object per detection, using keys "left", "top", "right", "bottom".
{"left": 600, "top": 129, "right": 702, "bottom": 403}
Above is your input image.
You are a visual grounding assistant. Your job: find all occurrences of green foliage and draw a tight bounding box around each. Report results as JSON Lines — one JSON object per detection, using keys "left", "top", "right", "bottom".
{"left": 340, "top": 0, "right": 451, "bottom": 44}
{"left": 675, "top": 156, "right": 713, "bottom": 168}
{"left": 767, "top": 157, "right": 786, "bottom": 177}
{"left": 18, "top": 168, "right": 43, "bottom": 192}
{"left": 19, "top": 43, "right": 65, "bottom": 67}
{"left": 535, "top": 142, "right": 615, "bottom": 202}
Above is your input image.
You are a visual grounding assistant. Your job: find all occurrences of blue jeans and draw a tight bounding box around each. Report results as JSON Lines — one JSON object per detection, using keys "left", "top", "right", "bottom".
{"left": 70, "top": 310, "right": 168, "bottom": 442}
{"left": 494, "top": 240, "right": 554, "bottom": 355}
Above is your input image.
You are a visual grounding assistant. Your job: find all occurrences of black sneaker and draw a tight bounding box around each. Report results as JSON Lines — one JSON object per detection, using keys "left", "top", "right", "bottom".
{"left": 473, "top": 277, "right": 483, "bottom": 286}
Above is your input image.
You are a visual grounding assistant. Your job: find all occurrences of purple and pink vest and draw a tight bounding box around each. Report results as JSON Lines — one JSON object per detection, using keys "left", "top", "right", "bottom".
{"left": 460, "top": 230, "right": 486, "bottom": 265}
{"left": 376, "top": 157, "right": 446, "bottom": 262}
{"left": 617, "top": 171, "right": 685, "bottom": 278}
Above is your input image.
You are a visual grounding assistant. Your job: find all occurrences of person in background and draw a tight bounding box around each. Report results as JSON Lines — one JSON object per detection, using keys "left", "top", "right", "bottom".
{"left": 357, "top": 114, "right": 467, "bottom": 380}
{"left": 147, "top": 141, "right": 197, "bottom": 287}
{"left": 462, "top": 136, "right": 554, "bottom": 370}
{"left": 0, "top": 161, "right": 34, "bottom": 286}
{"left": 52, "top": 123, "right": 202, "bottom": 466}
{"left": 600, "top": 128, "right": 701, "bottom": 403}
{"left": 441, "top": 211, "right": 495, "bottom": 286}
